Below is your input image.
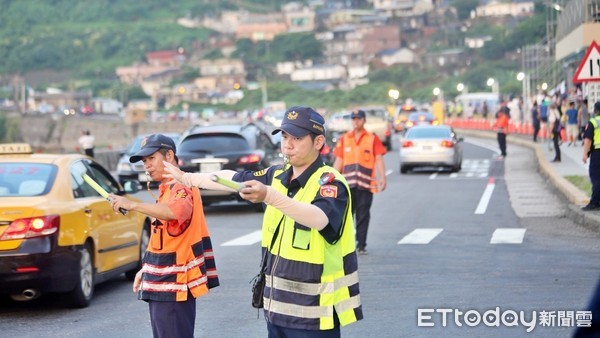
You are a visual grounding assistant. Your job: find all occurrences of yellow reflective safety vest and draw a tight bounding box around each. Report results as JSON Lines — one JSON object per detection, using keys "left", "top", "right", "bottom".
{"left": 590, "top": 117, "right": 600, "bottom": 149}
{"left": 261, "top": 165, "right": 363, "bottom": 330}
{"left": 139, "top": 185, "right": 219, "bottom": 302}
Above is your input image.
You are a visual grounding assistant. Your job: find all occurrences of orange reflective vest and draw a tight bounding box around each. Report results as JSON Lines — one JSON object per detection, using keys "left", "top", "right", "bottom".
{"left": 139, "top": 185, "right": 219, "bottom": 302}
{"left": 338, "top": 132, "right": 378, "bottom": 192}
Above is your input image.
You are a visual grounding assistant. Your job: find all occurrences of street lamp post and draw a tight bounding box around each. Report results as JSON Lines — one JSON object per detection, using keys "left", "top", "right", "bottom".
{"left": 517, "top": 72, "right": 531, "bottom": 120}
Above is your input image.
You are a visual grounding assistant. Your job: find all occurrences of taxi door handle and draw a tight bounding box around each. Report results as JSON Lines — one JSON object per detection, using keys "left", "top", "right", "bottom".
{"left": 84, "top": 207, "right": 92, "bottom": 214}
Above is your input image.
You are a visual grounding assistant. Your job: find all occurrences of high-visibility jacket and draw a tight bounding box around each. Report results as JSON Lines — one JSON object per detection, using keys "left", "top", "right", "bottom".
{"left": 338, "top": 132, "right": 378, "bottom": 192}
{"left": 139, "top": 185, "right": 219, "bottom": 302}
{"left": 590, "top": 117, "right": 600, "bottom": 149}
{"left": 261, "top": 166, "right": 362, "bottom": 330}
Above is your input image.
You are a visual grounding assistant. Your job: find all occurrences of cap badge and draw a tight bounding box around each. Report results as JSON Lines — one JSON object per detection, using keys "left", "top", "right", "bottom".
{"left": 141, "top": 137, "right": 148, "bottom": 147}
{"left": 287, "top": 111, "right": 298, "bottom": 120}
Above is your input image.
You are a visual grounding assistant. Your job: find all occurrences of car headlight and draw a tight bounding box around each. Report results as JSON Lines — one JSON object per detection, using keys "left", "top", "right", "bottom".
{"left": 117, "top": 162, "right": 133, "bottom": 172}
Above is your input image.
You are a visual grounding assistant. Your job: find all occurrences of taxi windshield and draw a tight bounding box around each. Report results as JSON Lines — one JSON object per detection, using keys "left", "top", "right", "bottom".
{"left": 0, "top": 163, "right": 56, "bottom": 196}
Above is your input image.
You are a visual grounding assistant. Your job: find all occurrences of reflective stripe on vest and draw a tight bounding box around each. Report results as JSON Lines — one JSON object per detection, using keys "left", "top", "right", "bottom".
{"left": 139, "top": 186, "right": 219, "bottom": 302}
{"left": 261, "top": 166, "right": 363, "bottom": 330}
{"left": 590, "top": 117, "right": 600, "bottom": 149}
{"left": 340, "top": 132, "right": 378, "bottom": 192}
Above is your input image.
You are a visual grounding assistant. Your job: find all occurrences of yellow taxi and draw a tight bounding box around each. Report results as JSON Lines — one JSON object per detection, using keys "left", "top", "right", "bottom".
{"left": 0, "top": 144, "right": 150, "bottom": 308}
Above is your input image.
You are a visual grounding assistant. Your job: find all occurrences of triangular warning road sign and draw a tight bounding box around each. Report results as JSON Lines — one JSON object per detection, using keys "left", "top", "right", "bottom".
{"left": 573, "top": 41, "right": 600, "bottom": 83}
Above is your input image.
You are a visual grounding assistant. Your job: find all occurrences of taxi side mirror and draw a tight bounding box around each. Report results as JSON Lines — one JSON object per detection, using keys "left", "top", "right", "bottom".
{"left": 122, "top": 180, "right": 141, "bottom": 194}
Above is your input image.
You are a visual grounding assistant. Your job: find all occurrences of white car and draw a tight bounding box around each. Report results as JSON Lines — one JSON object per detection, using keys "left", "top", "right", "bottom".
{"left": 398, "top": 125, "right": 463, "bottom": 174}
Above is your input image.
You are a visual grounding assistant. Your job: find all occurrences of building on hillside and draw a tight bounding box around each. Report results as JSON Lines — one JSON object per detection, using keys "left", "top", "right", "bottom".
{"left": 290, "top": 64, "right": 346, "bottom": 82}
{"left": 424, "top": 49, "right": 469, "bottom": 68}
{"left": 372, "top": 0, "right": 434, "bottom": 17}
{"left": 146, "top": 50, "right": 186, "bottom": 67}
{"left": 465, "top": 36, "right": 493, "bottom": 49}
{"left": 374, "top": 48, "right": 417, "bottom": 67}
{"left": 116, "top": 65, "right": 179, "bottom": 85}
{"left": 282, "top": 3, "right": 316, "bottom": 32}
{"left": 474, "top": 1, "right": 535, "bottom": 18}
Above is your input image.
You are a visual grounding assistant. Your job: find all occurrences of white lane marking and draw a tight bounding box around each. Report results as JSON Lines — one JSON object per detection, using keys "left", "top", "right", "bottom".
{"left": 475, "top": 177, "right": 495, "bottom": 214}
{"left": 429, "top": 173, "right": 438, "bottom": 180}
{"left": 385, "top": 169, "right": 393, "bottom": 176}
{"left": 398, "top": 228, "right": 443, "bottom": 244}
{"left": 221, "top": 230, "right": 262, "bottom": 246}
{"left": 465, "top": 139, "right": 501, "bottom": 154}
{"left": 450, "top": 173, "right": 458, "bottom": 178}
{"left": 490, "top": 228, "right": 526, "bottom": 244}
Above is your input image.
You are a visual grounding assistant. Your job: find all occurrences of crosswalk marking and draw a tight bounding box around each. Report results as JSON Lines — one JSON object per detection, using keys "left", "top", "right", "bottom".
{"left": 221, "top": 230, "right": 262, "bottom": 246}
{"left": 398, "top": 228, "right": 443, "bottom": 244}
{"left": 490, "top": 228, "right": 526, "bottom": 244}
{"left": 475, "top": 177, "right": 495, "bottom": 214}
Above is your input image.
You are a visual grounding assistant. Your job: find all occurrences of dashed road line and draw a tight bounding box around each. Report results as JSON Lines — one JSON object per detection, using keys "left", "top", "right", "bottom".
{"left": 398, "top": 228, "right": 443, "bottom": 244}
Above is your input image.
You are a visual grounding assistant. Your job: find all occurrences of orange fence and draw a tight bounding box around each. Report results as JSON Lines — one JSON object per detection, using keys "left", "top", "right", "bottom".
{"left": 446, "top": 118, "right": 566, "bottom": 140}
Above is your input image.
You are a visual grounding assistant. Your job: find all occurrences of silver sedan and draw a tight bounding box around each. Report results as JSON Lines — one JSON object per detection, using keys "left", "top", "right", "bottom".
{"left": 398, "top": 125, "right": 463, "bottom": 174}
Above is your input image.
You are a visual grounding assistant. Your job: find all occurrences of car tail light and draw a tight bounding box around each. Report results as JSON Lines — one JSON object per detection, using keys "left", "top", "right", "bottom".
{"left": 402, "top": 140, "right": 414, "bottom": 148}
{"left": 0, "top": 215, "right": 59, "bottom": 240}
{"left": 320, "top": 144, "right": 331, "bottom": 155}
{"left": 441, "top": 140, "right": 454, "bottom": 148}
{"left": 406, "top": 121, "right": 414, "bottom": 127}
{"left": 238, "top": 154, "right": 261, "bottom": 165}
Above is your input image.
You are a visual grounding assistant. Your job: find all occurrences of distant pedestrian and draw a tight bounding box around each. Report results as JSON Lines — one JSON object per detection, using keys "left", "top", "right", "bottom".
{"left": 548, "top": 103, "right": 562, "bottom": 162}
{"left": 493, "top": 104, "right": 510, "bottom": 158}
{"left": 565, "top": 101, "right": 579, "bottom": 146}
{"left": 581, "top": 101, "right": 600, "bottom": 211}
{"left": 531, "top": 101, "right": 540, "bottom": 142}
{"left": 78, "top": 129, "right": 95, "bottom": 158}
{"left": 579, "top": 99, "right": 590, "bottom": 144}
{"left": 333, "top": 109, "right": 387, "bottom": 255}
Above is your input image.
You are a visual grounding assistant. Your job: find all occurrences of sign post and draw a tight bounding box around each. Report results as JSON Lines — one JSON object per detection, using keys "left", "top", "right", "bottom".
{"left": 573, "top": 41, "right": 600, "bottom": 112}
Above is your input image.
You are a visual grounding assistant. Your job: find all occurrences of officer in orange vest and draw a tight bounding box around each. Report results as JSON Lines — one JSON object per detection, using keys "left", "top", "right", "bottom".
{"left": 109, "top": 134, "right": 219, "bottom": 338}
{"left": 333, "top": 109, "right": 387, "bottom": 255}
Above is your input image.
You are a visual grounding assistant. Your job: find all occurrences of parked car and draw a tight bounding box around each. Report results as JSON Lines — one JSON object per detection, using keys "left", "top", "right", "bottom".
{"left": 117, "top": 133, "right": 181, "bottom": 186}
{"left": 0, "top": 143, "right": 150, "bottom": 307}
{"left": 177, "top": 123, "right": 282, "bottom": 210}
{"left": 404, "top": 112, "right": 438, "bottom": 131}
{"left": 398, "top": 125, "right": 463, "bottom": 174}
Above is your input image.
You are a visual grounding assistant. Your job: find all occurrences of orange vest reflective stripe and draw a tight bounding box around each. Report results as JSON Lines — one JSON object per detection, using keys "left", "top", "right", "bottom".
{"left": 139, "top": 185, "right": 219, "bottom": 302}
{"left": 340, "top": 132, "right": 378, "bottom": 192}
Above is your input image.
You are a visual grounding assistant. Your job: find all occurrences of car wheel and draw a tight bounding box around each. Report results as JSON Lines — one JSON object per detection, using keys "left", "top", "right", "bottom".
{"left": 400, "top": 165, "right": 408, "bottom": 174}
{"left": 125, "top": 222, "right": 150, "bottom": 281}
{"left": 66, "top": 242, "right": 94, "bottom": 308}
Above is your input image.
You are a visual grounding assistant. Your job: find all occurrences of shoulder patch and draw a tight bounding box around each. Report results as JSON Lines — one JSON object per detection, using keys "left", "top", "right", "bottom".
{"left": 253, "top": 169, "right": 267, "bottom": 176}
{"left": 174, "top": 188, "right": 188, "bottom": 199}
{"left": 320, "top": 185, "right": 338, "bottom": 198}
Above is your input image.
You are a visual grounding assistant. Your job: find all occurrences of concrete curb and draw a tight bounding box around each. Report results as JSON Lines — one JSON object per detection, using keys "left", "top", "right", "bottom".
{"left": 457, "top": 128, "right": 600, "bottom": 233}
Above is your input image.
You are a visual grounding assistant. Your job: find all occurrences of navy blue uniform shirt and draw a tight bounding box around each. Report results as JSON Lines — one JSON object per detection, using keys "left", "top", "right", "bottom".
{"left": 232, "top": 157, "right": 349, "bottom": 244}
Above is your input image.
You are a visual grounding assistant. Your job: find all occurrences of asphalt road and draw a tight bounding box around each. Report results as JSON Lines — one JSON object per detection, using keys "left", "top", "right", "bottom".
{"left": 1, "top": 135, "right": 599, "bottom": 338}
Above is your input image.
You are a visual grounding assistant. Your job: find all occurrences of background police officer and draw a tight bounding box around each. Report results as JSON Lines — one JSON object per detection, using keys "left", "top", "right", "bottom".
{"left": 581, "top": 101, "right": 600, "bottom": 211}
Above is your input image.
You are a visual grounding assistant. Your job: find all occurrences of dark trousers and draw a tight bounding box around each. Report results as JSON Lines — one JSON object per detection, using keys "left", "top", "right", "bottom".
{"left": 590, "top": 152, "right": 600, "bottom": 205}
{"left": 573, "top": 274, "right": 600, "bottom": 337}
{"left": 267, "top": 321, "right": 340, "bottom": 338}
{"left": 552, "top": 130, "right": 561, "bottom": 161}
{"left": 497, "top": 133, "right": 507, "bottom": 157}
{"left": 84, "top": 148, "right": 94, "bottom": 158}
{"left": 350, "top": 188, "right": 373, "bottom": 251}
{"left": 532, "top": 122, "right": 540, "bottom": 142}
{"left": 148, "top": 294, "right": 196, "bottom": 338}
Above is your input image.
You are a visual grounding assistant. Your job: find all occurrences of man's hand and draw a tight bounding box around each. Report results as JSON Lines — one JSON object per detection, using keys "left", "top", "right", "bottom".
{"left": 583, "top": 154, "right": 589, "bottom": 164}
{"left": 132, "top": 270, "right": 143, "bottom": 293}
{"left": 378, "top": 178, "right": 387, "bottom": 192}
{"left": 108, "top": 194, "right": 135, "bottom": 213}
{"left": 163, "top": 161, "right": 185, "bottom": 185}
{"left": 239, "top": 180, "right": 267, "bottom": 203}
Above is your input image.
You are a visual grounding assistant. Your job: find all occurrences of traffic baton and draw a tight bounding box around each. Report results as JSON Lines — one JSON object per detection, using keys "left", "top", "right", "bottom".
{"left": 82, "top": 174, "right": 128, "bottom": 215}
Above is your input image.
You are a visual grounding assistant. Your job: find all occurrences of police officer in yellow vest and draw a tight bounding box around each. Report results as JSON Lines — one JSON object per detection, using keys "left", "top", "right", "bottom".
{"left": 163, "top": 106, "right": 363, "bottom": 337}
{"left": 582, "top": 101, "right": 600, "bottom": 211}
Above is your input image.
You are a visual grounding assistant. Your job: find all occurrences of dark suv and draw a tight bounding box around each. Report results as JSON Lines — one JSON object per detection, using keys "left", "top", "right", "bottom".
{"left": 177, "top": 123, "right": 283, "bottom": 209}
